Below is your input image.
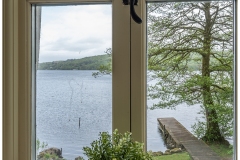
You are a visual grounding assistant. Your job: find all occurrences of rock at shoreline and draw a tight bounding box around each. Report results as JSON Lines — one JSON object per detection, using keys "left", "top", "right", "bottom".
{"left": 75, "top": 156, "right": 84, "bottom": 160}
{"left": 152, "top": 148, "right": 182, "bottom": 157}
{"left": 37, "top": 147, "right": 63, "bottom": 160}
{"left": 163, "top": 151, "right": 171, "bottom": 155}
{"left": 152, "top": 151, "right": 163, "bottom": 156}
{"left": 170, "top": 148, "right": 182, "bottom": 153}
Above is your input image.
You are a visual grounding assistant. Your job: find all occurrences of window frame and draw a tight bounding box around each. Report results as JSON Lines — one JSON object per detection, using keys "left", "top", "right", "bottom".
{"left": 3, "top": 0, "right": 238, "bottom": 159}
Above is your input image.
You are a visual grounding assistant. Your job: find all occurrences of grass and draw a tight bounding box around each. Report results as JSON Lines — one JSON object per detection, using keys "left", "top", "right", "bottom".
{"left": 208, "top": 142, "right": 233, "bottom": 160}
{"left": 151, "top": 142, "right": 233, "bottom": 160}
{"left": 152, "top": 152, "right": 191, "bottom": 160}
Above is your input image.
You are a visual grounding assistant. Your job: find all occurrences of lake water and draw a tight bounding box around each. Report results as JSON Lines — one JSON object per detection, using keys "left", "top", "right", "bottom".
{"left": 36, "top": 70, "right": 204, "bottom": 159}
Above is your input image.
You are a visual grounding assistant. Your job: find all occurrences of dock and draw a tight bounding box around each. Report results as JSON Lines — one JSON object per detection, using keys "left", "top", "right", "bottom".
{"left": 158, "top": 117, "right": 221, "bottom": 160}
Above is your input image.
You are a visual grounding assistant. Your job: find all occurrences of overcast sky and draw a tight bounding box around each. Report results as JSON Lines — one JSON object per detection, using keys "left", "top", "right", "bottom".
{"left": 39, "top": 5, "right": 112, "bottom": 63}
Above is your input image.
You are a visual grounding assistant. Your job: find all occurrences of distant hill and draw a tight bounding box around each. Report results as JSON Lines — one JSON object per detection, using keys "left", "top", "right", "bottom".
{"left": 38, "top": 54, "right": 110, "bottom": 70}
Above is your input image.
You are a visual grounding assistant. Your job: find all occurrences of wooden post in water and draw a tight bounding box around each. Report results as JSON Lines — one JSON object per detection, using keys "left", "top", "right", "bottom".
{"left": 79, "top": 118, "right": 81, "bottom": 128}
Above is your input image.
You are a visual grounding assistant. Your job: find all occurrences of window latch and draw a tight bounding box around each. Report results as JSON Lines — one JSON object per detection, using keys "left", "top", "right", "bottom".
{"left": 123, "top": 0, "right": 142, "bottom": 24}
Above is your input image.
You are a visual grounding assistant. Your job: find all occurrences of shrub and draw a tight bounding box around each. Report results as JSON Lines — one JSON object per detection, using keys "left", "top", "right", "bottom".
{"left": 83, "top": 129, "right": 153, "bottom": 160}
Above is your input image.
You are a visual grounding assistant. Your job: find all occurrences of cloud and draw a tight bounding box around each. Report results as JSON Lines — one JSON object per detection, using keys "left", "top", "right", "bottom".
{"left": 39, "top": 5, "right": 112, "bottom": 62}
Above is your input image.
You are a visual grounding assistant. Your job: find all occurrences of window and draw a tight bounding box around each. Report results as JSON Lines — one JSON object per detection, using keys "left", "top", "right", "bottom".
{"left": 146, "top": 2, "right": 236, "bottom": 157}
{"left": 32, "top": 4, "right": 113, "bottom": 159}
{"left": 3, "top": 0, "right": 238, "bottom": 159}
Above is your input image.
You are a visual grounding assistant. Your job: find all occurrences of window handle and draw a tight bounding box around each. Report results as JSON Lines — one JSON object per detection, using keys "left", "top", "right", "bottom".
{"left": 130, "top": 0, "right": 142, "bottom": 24}
{"left": 123, "top": 0, "right": 142, "bottom": 24}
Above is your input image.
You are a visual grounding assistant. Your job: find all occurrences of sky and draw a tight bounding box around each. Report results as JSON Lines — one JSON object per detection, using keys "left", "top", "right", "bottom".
{"left": 39, "top": 4, "right": 112, "bottom": 63}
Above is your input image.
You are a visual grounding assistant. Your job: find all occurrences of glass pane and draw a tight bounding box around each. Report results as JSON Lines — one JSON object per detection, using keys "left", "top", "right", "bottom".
{"left": 147, "top": 1, "right": 234, "bottom": 159}
{"left": 32, "top": 4, "right": 112, "bottom": 160}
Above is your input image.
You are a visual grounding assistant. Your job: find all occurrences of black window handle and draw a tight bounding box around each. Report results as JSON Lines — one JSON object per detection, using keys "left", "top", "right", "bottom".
{"left": 123, "top": 0, "right": 142, "bottom": 24}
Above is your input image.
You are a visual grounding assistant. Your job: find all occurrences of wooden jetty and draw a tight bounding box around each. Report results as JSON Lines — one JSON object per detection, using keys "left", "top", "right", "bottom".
{"left": 158, "top": 117, "right": 221, "bottom": 160}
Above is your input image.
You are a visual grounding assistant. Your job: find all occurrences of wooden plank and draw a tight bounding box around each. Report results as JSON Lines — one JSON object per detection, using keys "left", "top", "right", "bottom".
{"left": 158, "top": 117, "right": 221, "bottom": 160}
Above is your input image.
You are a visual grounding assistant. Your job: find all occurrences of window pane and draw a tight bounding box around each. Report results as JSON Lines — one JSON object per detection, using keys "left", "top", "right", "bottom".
{"left": 147, "top": 1, "right": 234, "bottom": 159}
{"left": 32, "top": 4, "right": 112, "bottom": 160}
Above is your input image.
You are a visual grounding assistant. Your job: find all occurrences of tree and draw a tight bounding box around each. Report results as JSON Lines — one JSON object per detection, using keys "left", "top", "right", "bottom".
{"left": 147, "top": 2, "right": 233, "bottom": 142}
{"left": 92, "top": 48, "right": 112, "bottom": 78}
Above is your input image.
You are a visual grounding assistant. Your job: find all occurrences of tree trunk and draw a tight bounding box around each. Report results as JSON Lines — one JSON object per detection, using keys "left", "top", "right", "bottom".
{"left": 202, "top": 52, "right": 224, "bottom": 142}
{"left": 201, "top": 2, "right": 224, "bottom": 142}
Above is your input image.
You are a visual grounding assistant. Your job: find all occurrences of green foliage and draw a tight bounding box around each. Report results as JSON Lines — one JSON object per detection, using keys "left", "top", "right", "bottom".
{"left": 43, "top": 153, "right": 52, "bottom": 159}
{"left": 38, "top": 54, "right": 110, "bottom": 70}
{"left": 92, "top": 48, "right": 112, "bottom": 78}
{"left": 209, "top": 143, "right": 233, "bottom": 158}
{"left": 192, "top": 117, "right": 206, "bottom": 139}
{"left": 227, "top": 145, "right": 234, "bottom": 155}
{"left": 42, "top": 153, "right": 65, "bottom": 160}
{"left": 83, "top": 129, "right": 153, "bottom": 160}
{"left": 36, "top": 138, "right": 48, "bottom": 154}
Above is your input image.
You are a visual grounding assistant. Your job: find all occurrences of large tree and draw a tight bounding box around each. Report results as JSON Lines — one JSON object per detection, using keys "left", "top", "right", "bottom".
{"left": 147, "top": 2, "right": 233, "bottom": 142}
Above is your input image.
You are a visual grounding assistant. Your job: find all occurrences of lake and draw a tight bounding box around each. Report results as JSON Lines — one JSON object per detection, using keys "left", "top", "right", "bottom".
{"left": 36, "top": 70, "right": 204, "bottom": 159}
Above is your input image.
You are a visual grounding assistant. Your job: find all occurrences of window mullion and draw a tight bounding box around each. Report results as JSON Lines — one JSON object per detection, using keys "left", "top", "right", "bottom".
{"left": 130, "top": 0, "right": 147, "bottom": 145}
{"left": 112, "top": 0, "right": 131, "bottom": 133}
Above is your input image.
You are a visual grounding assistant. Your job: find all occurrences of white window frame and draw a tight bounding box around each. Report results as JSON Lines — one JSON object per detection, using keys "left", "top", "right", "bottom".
{"left": 3, "top": 0, "right": 238, "bottom": 159}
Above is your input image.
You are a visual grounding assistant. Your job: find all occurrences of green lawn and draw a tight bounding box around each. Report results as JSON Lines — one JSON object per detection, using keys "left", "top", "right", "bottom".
{"left": 151, "top": 142, "right": 233, "bottom": 160}
{"left": 208, "top": 142, "right": 233, "bottom": 159}
{"left": 152, "top": 152, "right": 191, "bottom": 160}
